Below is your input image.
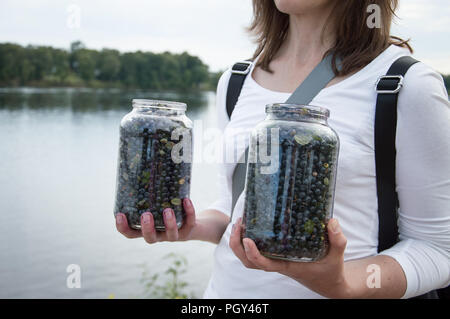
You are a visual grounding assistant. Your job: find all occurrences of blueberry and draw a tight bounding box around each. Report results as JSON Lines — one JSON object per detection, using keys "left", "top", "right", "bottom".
{"left": 114, "top": 109, "right": 192, "bottom": 231}
{"left": 242, "top": 124, "right": 338, "bottom": 262}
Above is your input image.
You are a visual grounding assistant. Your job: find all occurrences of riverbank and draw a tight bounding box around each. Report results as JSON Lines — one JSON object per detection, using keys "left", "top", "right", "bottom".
{"left": 1, "top": 73, "right": 222, "bottom": 92}
{"left": 0, "top": 42, "right": 223, "bottom": 92}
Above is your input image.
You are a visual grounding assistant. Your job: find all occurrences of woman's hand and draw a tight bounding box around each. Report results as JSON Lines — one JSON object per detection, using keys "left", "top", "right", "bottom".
{"left": 116, "top": 199, "right": 230, "bottom": 244}
{"left": 229, "top": 217, "right": 353, "bottom": 299}
{"left": 115, "top": 198, "right": 197, "bottom": 243}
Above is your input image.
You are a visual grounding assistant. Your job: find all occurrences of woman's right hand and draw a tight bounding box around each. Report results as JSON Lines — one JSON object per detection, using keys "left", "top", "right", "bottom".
{"left": 115, "top": 198, "right": 197, "bottom": 243}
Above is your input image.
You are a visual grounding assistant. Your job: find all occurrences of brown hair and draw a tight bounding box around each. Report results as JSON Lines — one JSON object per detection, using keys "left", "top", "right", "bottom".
{"left": 248, "top": 0, "right": 412, "bottom": 76}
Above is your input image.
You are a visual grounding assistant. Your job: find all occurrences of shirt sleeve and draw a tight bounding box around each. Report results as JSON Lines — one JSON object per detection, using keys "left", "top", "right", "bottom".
{"left": 379, "top": 62, "right": 450, "bottom": 298}
{"left": 205, "top": 69, "right": 233, "bottom": 217}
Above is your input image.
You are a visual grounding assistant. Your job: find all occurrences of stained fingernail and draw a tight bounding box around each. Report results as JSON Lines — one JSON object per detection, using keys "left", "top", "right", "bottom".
{"left": 116, "top": 214, "right": 124, "bottom": 224}
{"left": 164, "top": 208, "right": 173, "bottom": 220}
{"left": 142, "top": 213, "right": 151, "bottom": 224}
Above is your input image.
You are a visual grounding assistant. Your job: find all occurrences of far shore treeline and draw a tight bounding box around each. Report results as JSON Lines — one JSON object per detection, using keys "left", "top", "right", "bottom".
{"left": 0, "top": 41, "right": 222, "bottom": 91}
{"left": 0, "top": 41, "right": 449, "bottom": 93}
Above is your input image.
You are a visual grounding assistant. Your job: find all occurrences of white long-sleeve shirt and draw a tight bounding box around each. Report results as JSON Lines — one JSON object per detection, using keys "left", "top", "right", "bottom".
{"left": 203, "top": 44, "right": 450, "bottom": 299}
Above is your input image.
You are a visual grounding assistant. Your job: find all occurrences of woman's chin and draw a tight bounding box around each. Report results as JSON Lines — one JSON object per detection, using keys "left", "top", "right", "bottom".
{"left": 274, "top": 0, "right": 333, "bottom": 15}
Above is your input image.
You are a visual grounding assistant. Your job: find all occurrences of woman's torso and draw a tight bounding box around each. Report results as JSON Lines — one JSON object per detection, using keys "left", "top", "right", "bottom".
{"left": 203, "top": 44, "right": 413, "bottom": 298}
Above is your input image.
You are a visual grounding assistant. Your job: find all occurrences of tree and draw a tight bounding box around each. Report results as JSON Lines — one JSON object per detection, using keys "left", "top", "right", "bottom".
{"left": 442, "top": 74, "right": 450, "bottom": 92}
{"left": 0, "top": 41, "right": 212, "bottom": 90}
{"left": 178, "top": 52, "right": 209, "bottom": 89}
{"left": 51, "top": 49, "right": 70, "bottom": 81}
{"left": 119, "top": 52, "right": 141, "bottom": 87}
{"left": 27, "top": 46, "right": 53, "bottom": 81}
{"left": 72, "top": 49, "right": 97, "bottom": 82}
{"left": 97, "top": 49, "right": 120, "bottom": 82}
{"left": 70, "top": 41, "right": 85, "bottom": 53}
{"left": 208, "top": 70, "right": 223, "bottom": 91}
{"left": 0, "top": 43, "right": 25, "bottom": 84}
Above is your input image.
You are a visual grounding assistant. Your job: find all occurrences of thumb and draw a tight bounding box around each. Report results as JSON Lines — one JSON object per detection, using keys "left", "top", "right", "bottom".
{"left": 326, "top": 218, "right": 347, "bottom": 260}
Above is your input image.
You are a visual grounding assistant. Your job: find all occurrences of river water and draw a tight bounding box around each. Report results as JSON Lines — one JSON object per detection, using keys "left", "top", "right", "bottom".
{"left": 0, "top": 87, "right": 220, "bottom": 298}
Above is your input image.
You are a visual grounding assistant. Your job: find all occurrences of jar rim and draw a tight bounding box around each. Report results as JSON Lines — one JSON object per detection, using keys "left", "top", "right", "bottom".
{"left": 265, "top": 103, "right": 330, "bottom": 118}
{"left": 132, "top": 99, "right": 187, "bottom": 111}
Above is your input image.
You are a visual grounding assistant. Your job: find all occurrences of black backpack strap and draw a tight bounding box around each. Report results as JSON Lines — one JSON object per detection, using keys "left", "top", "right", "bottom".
{"left": 375, "top": 57, "right": 446, "bottom": 299}
{"left": 375, "top": 56, "right": 419, "bottom": 252}
{"left": 226, "top": 61, "right": 253, "bottom": 119}
{"left": 225, "top": 60, "right": 252, "bottom": 215}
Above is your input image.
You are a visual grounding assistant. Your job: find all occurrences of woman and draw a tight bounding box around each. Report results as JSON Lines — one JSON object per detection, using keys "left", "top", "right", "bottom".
{"left": 116, "top": 0, "right": 450, "bottom": 298}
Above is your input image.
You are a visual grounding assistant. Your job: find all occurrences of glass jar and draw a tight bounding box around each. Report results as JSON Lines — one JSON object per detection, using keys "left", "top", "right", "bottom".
{"left": 114, "top": 99, "right": 193, "bottom": 230}
{"left": 242, "top": 104, "right": 339, "bottom": 262}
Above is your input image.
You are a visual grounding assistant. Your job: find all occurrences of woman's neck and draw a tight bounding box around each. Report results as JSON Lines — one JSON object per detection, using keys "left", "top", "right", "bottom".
{"left": 276, "top": 7, "right": 336, "bottom": 66}
{"left": 252, "top": 4, "right": 341, "bottom": 93}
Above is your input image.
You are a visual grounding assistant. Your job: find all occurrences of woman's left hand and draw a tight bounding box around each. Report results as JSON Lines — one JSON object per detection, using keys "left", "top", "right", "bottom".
{"left": 229, "top": 217, "right": 353, "bottom": 299}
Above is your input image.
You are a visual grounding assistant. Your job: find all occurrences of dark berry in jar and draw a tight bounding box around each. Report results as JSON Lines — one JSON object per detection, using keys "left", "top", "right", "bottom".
{"left": 243, "top": 104, "right": 339, "bottom": 262}
{"left": 114, "top": 100, "right": 193, "bottom": 231}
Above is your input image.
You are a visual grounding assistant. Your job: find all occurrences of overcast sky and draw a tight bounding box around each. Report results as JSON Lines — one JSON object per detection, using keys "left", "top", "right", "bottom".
{"left": 1, "top": 0, "right": 449, "bottom": 73}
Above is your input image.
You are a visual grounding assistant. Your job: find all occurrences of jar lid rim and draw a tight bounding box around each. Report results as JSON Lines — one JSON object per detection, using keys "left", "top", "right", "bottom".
{"left": 132, "top": 99, "right": 187, "bottom": 110}
{"left": 266, "top": 103, "right": 330, "bottom": 117}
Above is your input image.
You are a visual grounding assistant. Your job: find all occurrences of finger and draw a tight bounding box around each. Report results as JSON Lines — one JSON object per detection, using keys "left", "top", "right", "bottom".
{"left": 141, "top": 212, "right": 158, "bottom": 244}
{"left": 242, "top": 238, "right": 289, "bottom": 273}
{"left": 115, "top": 213, "right": 142, "bottom": 238}
{"left": 183, "top": 198, "right": 196, "bottom": 227}
{"left": 178, "top": 198, "right": 196, "bottom": 238}
{"left": 163, "top": 208, "right": 179, "bottom": 241}
{"left": 326, "top": 218, "right": 347, "bottom": 261}
{"left": 229, "top": 218, "right": 256, "bottom": 269}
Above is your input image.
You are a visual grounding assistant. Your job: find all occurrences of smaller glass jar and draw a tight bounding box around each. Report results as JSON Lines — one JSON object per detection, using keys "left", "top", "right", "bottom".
{"left": 114, "top": 99, "right": 193, "bottom": 230}
{"left": 242, "top": 104, "right": 339, "bottom": 262}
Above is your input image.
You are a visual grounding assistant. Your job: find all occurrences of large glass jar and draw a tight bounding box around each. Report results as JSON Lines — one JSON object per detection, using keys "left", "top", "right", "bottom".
{"left": 114, "top": 99, "right": 193, "bottom": 230}
{"left": 242, "top": 104, "right": 339, "bottom": 262}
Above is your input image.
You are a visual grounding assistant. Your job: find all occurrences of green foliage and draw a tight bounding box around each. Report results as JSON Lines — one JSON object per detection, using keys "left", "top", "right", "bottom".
{"left": 72, "top": 48, "right": 98, "bottom": 81}
{"left": 70, "top": 41, "right": 85, "bottom": 53}
{"left": 139, "top": 253, "right": 196, "bottom": 299}
{"left": 51, "top": 49, "right": 71, "bottom": 81}
{"left": 442, "top": 74, "right": 450, "bottom": 93}
{"left": 97, "top": 49, "right": 121, "bottom": 81}
{"left": 207, "top": 70, "right": 224, "bottom": 91}
{"left": 0, "top": 41, "right": 213, "bottom": 90}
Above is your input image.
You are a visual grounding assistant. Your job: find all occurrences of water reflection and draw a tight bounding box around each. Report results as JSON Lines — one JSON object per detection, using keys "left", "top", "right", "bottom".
{"left": 0, "top": 87, "right": 209, "bottom": 114}
{"left": 0, "top": 87, "right": 216, "bottom": 298}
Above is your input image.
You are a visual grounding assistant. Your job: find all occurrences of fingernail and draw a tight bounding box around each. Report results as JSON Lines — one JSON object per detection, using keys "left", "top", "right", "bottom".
{"left": 164, "top": 208, "right": 173, "bottom": 220}
{"left": 243, "top": 239, "right": 250, "bottom": 252}
{"left": 142, "top": 213, "right": 151, "bottom": 224}
{"left": 231, "top": 224, "right": 236, "bottom": 233}
{"left": 184, "top": 198, "right": 192, "bottom": 208}
{"left": 330, "top": 219, "right": 340, "bottom": 234}
{"left": 116, "top": 214, "right": 124, "bottom": 224}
